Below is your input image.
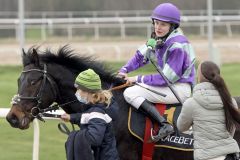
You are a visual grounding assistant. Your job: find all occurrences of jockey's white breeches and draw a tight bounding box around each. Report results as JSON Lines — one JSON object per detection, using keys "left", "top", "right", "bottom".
{"left": 123, "top": 83, "right": 192, "bottom": 109}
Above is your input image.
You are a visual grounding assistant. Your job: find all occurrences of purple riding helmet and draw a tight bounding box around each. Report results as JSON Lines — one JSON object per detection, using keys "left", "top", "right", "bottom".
{"left": 151, "top": 3, "right": 181, "bottom": 28}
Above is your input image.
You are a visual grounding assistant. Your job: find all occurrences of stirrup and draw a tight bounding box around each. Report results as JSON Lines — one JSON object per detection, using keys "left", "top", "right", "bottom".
{"left": 150, "top": 126, "right": 174, "bottom": 142}
{"left": 150, "top": 128, "right": 161, "bottom": 142}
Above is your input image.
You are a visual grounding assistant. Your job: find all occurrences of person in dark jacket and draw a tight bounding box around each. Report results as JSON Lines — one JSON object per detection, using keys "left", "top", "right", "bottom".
{"left": 61, "top": 69, "right": 119, "bottom": 160}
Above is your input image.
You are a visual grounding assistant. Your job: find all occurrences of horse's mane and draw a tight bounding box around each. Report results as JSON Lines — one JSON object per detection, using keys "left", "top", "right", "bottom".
{"left": 24, "top": 45, "right": 124, "bottom": 86}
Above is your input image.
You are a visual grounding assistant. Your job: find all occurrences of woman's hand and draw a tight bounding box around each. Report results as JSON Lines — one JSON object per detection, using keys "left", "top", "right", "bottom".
{"left": 61, "top": 113, "right": 70, "bottom": 122}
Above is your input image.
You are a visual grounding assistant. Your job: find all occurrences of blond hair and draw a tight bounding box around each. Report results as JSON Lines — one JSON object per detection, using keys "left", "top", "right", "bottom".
{"left": 89, "top": 90, "right": 112, "bottom": 107}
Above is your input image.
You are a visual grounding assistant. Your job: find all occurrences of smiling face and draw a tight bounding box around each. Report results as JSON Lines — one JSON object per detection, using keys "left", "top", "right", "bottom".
{"left": 153, "top": 19, "right": 171, "bottom": 38}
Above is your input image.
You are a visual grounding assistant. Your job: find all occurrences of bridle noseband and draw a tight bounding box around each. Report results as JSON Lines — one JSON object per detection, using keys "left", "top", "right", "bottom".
{"left": 11, "top": 64, "right": 60, "bottom": 120}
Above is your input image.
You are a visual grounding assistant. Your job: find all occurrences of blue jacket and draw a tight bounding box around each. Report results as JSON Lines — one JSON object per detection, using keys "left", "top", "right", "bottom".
{"left": 69, "top": 103, "right": 119, "bottom": 160}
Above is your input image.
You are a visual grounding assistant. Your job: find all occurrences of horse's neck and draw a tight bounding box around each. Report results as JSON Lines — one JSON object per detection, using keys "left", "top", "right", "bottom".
{"left": 48, "top": 63, "right": 77, "bottom": 103}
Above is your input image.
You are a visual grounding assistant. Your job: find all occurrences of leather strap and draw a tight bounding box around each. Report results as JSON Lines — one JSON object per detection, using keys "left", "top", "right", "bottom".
{"left": 142, "top": 104, "right": 166, "bottom": 160}
{"left": 142, "top": 117, "right": 155, "bottom": 160}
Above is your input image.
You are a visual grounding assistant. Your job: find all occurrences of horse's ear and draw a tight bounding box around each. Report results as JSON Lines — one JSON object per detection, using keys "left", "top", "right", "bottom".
{"left": 22, "top": 48, "right": 30, "bottom": 67}
{"left": 22, "top": 48, "right": 26, "bottom": 56}
{"left": 32, "top": 48, "right": 40, "bottom": 67}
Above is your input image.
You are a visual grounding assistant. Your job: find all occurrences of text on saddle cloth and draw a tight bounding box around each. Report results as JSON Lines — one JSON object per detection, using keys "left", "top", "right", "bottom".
{"left": 128, "top": 103, "right": 194, "bottom": 151}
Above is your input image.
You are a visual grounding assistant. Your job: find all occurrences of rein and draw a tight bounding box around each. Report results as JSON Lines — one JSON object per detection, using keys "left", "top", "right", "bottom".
{"left": 109, "top": 82, "right": 131, "bottom": 91}
{"left": 37, "top": 100, "right": 78, "bottom": 121}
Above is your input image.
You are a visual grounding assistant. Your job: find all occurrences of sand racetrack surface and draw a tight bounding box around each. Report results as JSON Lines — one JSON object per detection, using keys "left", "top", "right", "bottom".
{"left": 0, "top": 38, "right": 239, "bottom": 65}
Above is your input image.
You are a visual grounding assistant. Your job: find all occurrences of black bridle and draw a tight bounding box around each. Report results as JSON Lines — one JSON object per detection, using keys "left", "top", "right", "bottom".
{"left": 11, "top": 64, "right": 60, "bottom": 120}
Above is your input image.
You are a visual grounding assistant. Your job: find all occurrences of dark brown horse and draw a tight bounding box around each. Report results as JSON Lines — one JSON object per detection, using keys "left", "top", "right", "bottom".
{"left": 6, "top": 46, "right": 240, "bottom": 160}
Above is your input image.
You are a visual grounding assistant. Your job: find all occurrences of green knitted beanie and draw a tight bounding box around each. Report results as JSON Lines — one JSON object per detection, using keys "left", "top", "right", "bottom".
{"left": 75, "top": 69, "right": 101, "bottom": 92}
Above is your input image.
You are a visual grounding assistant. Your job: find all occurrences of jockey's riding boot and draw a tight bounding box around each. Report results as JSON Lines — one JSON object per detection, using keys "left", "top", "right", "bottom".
{"left": 139, "top": 100, "right": 174, "bottom": 141}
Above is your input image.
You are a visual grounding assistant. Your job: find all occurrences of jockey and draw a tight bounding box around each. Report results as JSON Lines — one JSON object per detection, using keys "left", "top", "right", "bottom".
{"left": 118, "top": 3, "right": 196, "bottom": 141}
{"left": 61, "top": 69, "right": 119, "bottom": 160}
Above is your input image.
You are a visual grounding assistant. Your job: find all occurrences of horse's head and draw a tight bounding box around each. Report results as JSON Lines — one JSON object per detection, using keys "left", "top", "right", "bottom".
{"left": 6, "top": 46, "right": 125, "bottom": 130}
{"left": 6, "top": 49, "right": 58, "bottom": 129}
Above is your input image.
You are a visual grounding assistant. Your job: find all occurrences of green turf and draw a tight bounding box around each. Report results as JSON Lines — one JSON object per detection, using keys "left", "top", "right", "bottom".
{"left": 220, "top": 63, "right": 240, "bottom": 96}
{"left": 0, "top": 66, "right": 22, "bottom": 107}
{"left": 0, "top": 63, "right": 239, "bottom": 160}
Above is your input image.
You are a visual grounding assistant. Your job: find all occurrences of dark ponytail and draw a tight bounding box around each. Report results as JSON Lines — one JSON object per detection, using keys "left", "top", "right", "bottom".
{"left": 201, "top": 61, "right": 240, "bottom": 132}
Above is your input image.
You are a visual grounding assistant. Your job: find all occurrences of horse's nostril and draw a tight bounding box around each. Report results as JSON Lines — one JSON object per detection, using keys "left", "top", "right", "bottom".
{"left": 6, "top": 114, "right": 19, "bottom": 128}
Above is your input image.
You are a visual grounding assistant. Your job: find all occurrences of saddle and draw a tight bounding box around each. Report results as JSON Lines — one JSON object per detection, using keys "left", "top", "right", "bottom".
{"left": 128, "top": 103, "right": 194, "bottom": 151}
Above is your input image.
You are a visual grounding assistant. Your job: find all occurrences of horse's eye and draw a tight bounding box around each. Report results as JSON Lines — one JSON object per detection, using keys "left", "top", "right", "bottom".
{"left": 31, "top": 80, "right": 36, "bottom": 85}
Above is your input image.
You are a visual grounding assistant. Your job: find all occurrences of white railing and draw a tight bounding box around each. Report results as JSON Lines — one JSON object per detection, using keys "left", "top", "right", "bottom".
{"left": 1, "top": 15, "right": 240, "bottom": 24}
{"left": 0, "top": 108, "right": 65, "bottom": 160}
{"left": 1, "top": 15, "right": 240, "bottom": 40}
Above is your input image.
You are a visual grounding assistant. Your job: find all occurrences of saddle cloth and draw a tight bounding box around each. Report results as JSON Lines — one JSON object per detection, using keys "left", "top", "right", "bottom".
{"left": 128, "top": 103, "right": 194, "bottom": 151}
